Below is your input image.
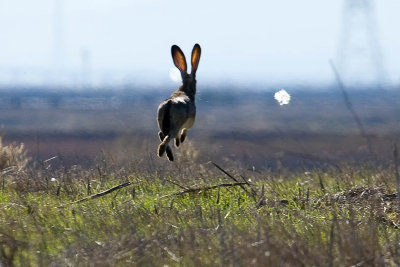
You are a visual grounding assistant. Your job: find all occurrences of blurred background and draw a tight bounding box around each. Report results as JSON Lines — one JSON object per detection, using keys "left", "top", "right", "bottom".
{"left": 0, "top": 0, "right": 399, "bottom": 169}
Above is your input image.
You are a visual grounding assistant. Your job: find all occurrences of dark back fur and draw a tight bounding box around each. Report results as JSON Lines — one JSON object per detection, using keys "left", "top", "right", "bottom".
{"left": 161, "top": 100, "right": 171, "bottom": 135}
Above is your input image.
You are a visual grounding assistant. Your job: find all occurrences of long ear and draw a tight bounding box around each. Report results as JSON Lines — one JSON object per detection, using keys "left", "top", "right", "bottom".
{"left": 171, "top": 45, "right": 187, "bottom": 73}
{"left": 191, "top": 43, "right": 201, "bottom": 74}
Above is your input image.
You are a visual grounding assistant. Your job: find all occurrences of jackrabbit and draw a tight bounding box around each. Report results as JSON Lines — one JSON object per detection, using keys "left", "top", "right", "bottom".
{"left": 157, "top": 43, "right": 201, "bottom": 161}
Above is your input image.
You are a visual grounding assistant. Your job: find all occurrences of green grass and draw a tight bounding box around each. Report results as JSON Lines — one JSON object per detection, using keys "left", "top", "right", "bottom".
{"left": 1, "top": 163, "right": 400, "bottom": 266}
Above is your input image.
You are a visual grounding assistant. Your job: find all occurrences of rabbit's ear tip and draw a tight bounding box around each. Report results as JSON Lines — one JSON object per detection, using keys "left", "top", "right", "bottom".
{"left": 171, "top": 45, "right": 178, "bottom": 52}
{"left": 193, "top": 44, "right": 201, "bottom": 53}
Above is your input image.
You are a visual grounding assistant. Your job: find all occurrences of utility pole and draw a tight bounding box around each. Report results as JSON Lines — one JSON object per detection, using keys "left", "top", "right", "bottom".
{"left": 53, "top": 0, "right": 65, "bottom": 85}
{"left": 80, "top": 48, "right": 92, "bottom": 88}
{"left": 336, "top": 0, "right": 386, "bottom": 87}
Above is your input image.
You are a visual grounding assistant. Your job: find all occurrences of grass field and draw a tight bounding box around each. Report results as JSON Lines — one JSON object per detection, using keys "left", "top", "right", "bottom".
{"left": 1, "top": 87, "right": 400, "bottom": 265}
{"left": 1, "top": 139, "right": 400, "bottom": 266}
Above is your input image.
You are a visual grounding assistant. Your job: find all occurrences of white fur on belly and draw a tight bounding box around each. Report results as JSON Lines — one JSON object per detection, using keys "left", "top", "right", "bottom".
{"left": 171, "top": 96, "right": 189, "bottom": 104}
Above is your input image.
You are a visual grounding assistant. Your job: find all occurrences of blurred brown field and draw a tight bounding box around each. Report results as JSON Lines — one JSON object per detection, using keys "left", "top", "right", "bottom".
{"left": 1, "top": 86, "right": 399, "bottom": 169}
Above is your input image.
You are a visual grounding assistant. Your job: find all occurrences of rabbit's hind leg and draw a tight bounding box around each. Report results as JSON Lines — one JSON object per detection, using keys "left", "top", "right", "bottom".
{"left": 175, "top": 137, "right": 180, "bottom": 147}
{"left": 180, "top": 128, "right": 187, "bottom": 143}
{"left": 158, "top": 132, "right": 173, "bottom": 160}
{"left": 158, "top": 135, "right": 172, "bottom": 157}
{"left": 166, "top": 147, "right": 174, "bottom": 161}
{"left": 158, "top": 131, "right": 165, "bottom": 141}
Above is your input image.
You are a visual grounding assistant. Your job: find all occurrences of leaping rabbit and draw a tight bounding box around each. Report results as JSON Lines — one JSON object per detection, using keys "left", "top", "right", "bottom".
{"left": 157, "top": 43, "right": 201, "bottom": 161}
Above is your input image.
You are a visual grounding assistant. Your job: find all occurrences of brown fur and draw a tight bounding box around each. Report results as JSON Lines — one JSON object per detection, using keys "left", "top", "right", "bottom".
{"left": 157, "top": 44, "right": 201, "bottom": 161}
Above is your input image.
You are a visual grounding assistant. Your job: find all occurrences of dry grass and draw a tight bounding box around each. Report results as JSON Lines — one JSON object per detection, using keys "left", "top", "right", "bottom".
{"left": 0, "top": 145, "right": 399, "bottom": 266}
{"left": 0, "top": 136, "right": 29, "bottom": 172}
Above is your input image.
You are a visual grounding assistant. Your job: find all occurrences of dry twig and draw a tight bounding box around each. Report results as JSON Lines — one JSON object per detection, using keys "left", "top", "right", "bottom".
{"left": 59, "top": 181, "right": 133, "bottom": 207}
{"left": 211, "top": 162, "right": 256, "bottom": 200}
{"left": 394, "top": 143, "right": 400, "bottom": 209}
{"left": 329, "top": 60, "right": 374, "bottom": 156}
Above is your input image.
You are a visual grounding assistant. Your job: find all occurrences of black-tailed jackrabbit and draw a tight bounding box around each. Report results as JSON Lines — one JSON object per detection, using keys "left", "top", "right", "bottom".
{"left": 157, "top": 44, "right": 201, "bottom": 161}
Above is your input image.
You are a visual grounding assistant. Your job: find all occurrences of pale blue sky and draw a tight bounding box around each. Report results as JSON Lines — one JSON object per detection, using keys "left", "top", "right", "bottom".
{"left": 0, "top": 0, "right": 399, "bottom": 87}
